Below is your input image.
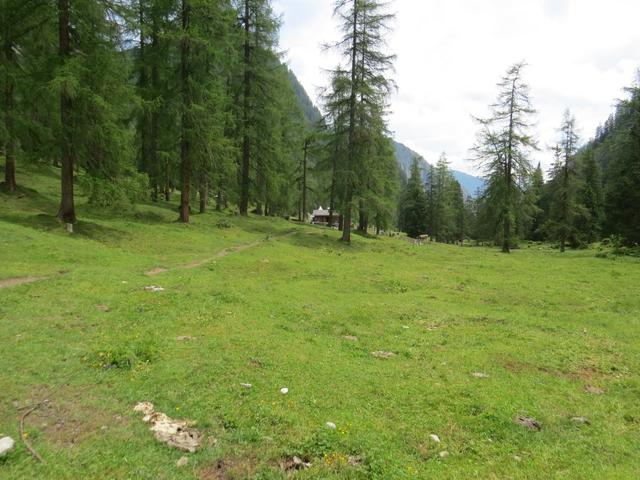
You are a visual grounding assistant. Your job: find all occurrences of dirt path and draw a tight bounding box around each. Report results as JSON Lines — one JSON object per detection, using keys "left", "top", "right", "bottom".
{"left": 0, "top": 276, "right": 46, "bottom": 289}
{"left": 145, "top": 230, "right": 297, "bottom": 276}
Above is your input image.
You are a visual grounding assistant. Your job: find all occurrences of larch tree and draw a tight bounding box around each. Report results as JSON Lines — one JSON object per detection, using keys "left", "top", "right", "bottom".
{"left": 1, "top": 0, "right": 51, "bottom": 192}
{"left": 236, "top": 0, "right": 280, "bottom": 216}
{"left": 472, "top": 62, "right": 538, "bottom": 253}
{"left": 57, "top": 0, "right": 75, "bottom": 224}
{"left": 330, "top": 0, "right": 396, "bottom": 243}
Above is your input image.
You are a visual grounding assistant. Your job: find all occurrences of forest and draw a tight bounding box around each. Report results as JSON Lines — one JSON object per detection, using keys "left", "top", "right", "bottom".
{"left": 1, "top": 1, "right": 639, "bottom": 253}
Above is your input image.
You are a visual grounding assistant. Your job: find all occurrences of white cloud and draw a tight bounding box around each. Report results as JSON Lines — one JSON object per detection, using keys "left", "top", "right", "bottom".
{"left": 273, "top": 0, "right": 640, "bottom": 175}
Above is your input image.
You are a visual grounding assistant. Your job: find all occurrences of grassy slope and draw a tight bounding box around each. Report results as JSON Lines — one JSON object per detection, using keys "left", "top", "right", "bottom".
{"left": 1, "top": 164, "right": 639, "bottom": 479}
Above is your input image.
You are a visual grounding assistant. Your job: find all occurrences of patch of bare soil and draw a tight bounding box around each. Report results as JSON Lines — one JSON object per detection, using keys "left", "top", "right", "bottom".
{"left": 0, "top": 276, "right": 45, "bottom": 289}
{"left": 501, "top": 358, "right": 610, "bottom": 383}
{"left": 371, "top": 351, "right": 396, "bottom": 359}
{"left": 145, "top": 267, "right": 168, "bottom": 276}
{"left": 199, "top": 456, "right": 258, "bottom": 480}
{"left": 21, "top": 386, "right": 122, "bottom": 448}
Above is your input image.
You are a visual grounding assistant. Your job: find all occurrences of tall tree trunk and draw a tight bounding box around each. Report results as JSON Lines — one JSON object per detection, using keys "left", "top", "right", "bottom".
{"left": 149, "top": 11, "right": 161, "bottom": 201}
{"left": 255, "top": 167, "right": 264, "bottom": 215}
{"left": 179, "top": 0, "right": 191, "bottom": 223}
{"left": 301, "top": 137, "right": 309, "bottom": 222}
{"left": 58, "top": 0, "right": 75, "bottom": 224}
{"left": 560, "top": 159, "right": 568, "bottom": 253}
{"left": 150, "top": 57, "right": 159, "bottom": 198}
{"left": 502, "top": 79, "right": 517, "bottom": 254}
{"left": 342, "top": 0, "right": 359, "bottom": 244}
{"left": 239, "top": 0, "right": 251, "bottom": 216}
{"left": 216, "top": 188, "right": 222, "bottom": 211}
{"left": 328, "top": 139, "right": 338, "bottom": 227}
{"left": 502, "top": 160, "right": 511, "bottom": 253}
{"left": 3, "top": 34, "right": 16, "bottom": 192}
{"left": 138, "top": 1, "right": 151, "bottom": 194}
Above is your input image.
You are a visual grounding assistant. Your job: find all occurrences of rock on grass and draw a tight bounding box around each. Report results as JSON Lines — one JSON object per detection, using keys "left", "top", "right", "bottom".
{"left": 133, "top": 402, "right": 203, "bottom": 453}
{"left": 515, "top": 416, "right": 542, "bottom": 431}
{"left": 0, "top": 437, "right": 15, "bottom": 457}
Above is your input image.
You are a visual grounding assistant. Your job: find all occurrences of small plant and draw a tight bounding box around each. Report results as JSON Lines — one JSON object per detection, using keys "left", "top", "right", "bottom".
{"left": 384, "top": 280, "right": 409, "bottom": 294}
{"left": 216, "top": 219, "right": 232, "bottom": 229}
{"left": 86, "top": 340, "right": 157, "bottom": 370}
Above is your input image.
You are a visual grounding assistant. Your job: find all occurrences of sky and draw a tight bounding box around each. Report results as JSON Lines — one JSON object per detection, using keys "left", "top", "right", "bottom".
{"left": 272, "top": 0, "right": 640, "bottom": 176}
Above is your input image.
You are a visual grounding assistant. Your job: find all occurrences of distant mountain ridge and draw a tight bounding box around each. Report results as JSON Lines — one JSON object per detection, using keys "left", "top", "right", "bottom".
{"left": 393, "top": 141, "right": 485, "bottom": 197}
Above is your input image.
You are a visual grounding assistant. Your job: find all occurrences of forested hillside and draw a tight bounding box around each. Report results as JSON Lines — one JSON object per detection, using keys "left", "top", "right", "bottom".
{"left": 393, "top": 141, "right": 485, "bottom": 196}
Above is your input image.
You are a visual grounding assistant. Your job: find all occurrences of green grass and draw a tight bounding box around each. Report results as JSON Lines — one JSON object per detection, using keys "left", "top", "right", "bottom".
{"left": 1, "top": 164, "right": 639, "bottom": 479}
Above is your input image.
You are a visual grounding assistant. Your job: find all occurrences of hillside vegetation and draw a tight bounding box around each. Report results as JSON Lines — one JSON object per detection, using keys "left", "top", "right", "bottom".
{"left": 1, "top": 164, "right": 639, "bottom": 479}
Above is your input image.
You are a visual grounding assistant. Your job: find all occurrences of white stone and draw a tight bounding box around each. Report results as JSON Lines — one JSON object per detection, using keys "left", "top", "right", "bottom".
{"left": 429, "top": 434, "right": 441, "bottom": 443}
{"left": 439, "top": 451, "right": 449, "bottom": 458}
{"left": 0, "top": 437, "right": 15, "bottom": 457}
{"left": 176, "top": 456, "right": 189, "bottom": 468}
{"left": 325, "top": 422, "right": 337, "bottom": 429}
{"left": 133, "top": 402, "right": 203, "bottom": 453}
{"left": 144, "top": 285, "right": 165, "bottom": 292}
{"left": 280, "top": 387, "right": 289, "bottom": 395}
{"left": 240, "top": 383, "right": 252, "bottom": 389}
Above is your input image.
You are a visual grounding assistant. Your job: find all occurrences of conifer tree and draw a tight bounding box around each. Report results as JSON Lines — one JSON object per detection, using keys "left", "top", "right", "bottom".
{"left": 526, "top": 163, "right": 546, "bottom": 240}
{"left": 547, "top": 110, "right": 580, "bottom": 252}
{"left": 0, "top": 0, "right": 49, "bottom": 192}
{"left": 236, "top": 0, "right": 281, "bottom": 216}
{"left": 576, "top": 148, "right": 604, "bottom": 243}
{"left": 603, "top": 85, "right": 640, "bottom": 245}
{"left": 398, "top": 157, "right": 428, "bottom": 238}
{"left": 330, "top": 0, "right": 396, "bottom": 243}
{"left": 472, "top": 62, "right": 538, "bottom": 252}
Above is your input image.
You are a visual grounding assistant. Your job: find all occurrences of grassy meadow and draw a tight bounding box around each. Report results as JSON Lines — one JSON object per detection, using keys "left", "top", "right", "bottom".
{"left": 1, "top": 164, "right": 639, "bottom": 479}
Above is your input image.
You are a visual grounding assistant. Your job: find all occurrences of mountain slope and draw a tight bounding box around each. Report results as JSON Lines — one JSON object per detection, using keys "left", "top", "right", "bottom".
{"left": 393, "top": 141, "right": 485, "bottom": 196}
{"left": 287, "top": 69, "right": 323, "bottom": 126}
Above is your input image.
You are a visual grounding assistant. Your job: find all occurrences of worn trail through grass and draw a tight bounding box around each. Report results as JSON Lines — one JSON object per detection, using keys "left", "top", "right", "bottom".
{"left": 145, "top": 230, "right": 298, "bottom": 276}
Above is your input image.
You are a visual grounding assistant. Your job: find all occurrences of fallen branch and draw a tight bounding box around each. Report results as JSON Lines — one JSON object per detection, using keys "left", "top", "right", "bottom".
{"left": 19, "top": 402, "right": 46, "bottom": 463}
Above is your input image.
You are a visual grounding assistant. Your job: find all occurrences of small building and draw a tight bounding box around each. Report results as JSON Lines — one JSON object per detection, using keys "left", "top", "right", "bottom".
{"left": 311, "top": 206, "right": 339, "bottom": 227}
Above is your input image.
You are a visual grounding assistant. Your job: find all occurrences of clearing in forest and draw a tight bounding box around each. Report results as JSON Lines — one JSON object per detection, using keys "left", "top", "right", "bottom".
{"left": 1, "top": 168, "right": 639, "bottom": 479}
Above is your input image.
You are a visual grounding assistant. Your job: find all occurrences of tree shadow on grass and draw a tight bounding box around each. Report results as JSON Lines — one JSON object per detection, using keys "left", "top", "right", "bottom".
{"left": 0, "top": 212, "right": 129, "bottom": 243}
{"left": 239, "top": 217, "right": 299, "bottom": 237}
{"left": 73, "top": 220, "right": 130, "bottom": 243}
{"left": 0, "top": 185, "right": 59, "bottom": 213}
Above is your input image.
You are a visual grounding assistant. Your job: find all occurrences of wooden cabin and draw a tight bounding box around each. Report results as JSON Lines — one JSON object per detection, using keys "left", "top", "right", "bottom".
{"left": 311, "top": 206, "right": 340, "bottom": 227}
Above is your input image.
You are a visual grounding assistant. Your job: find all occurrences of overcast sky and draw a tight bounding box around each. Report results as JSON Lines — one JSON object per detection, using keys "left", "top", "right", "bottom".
{"left": 272, "top": 0, "right": 640, "bottom": 175}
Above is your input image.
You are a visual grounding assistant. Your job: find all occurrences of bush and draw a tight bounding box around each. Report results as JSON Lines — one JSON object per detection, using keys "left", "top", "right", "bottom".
{"left": 216, "top": 219, "right": 232, "bottom": 229}
{"left": 80, "top": 171, "right": 150, "bottom": 210}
